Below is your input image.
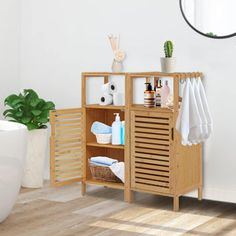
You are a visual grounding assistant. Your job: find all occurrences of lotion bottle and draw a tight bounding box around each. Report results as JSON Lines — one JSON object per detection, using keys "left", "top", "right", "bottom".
{"left": 112, "top": 113, "right": 121, "bottom": 145}
{"left": 120, "top": 121, "right": 125, "bottom": 145}
{"left": 154, "top": 80, "right": 162, "bottom": 107}
{"left": 144, "top": 82, "right": 155, "bottom": 108}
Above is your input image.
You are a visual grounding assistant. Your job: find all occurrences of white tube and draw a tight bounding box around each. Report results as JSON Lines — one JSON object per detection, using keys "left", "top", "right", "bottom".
{"left": 113, "top": 92, "right": 124, "bottom": 106}
{"left": 102, "top": 82, "right": 117, "bottom": 95}
{"left": 99, "top": 94, "right": 113, "bottom": 105}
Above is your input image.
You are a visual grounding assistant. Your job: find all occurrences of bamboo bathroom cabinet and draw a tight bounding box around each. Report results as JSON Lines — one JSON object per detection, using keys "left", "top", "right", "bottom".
{"left": 50, "top": 72, "right": 203, "bottom": 211}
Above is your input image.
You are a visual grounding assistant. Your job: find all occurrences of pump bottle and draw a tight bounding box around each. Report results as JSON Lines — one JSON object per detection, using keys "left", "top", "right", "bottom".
{"left": 112, "top": 113, "right": 121, "bottom": 145}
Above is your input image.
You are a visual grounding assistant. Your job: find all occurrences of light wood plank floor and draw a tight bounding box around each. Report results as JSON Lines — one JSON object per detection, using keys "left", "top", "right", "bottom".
{"left": 0, "top": 183, "right": 236, "bottom": 236}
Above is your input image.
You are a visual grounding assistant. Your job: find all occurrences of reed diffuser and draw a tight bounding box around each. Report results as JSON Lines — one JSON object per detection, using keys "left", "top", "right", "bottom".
{"left": 108, "top": 34, "right": 126, "bottom": 72}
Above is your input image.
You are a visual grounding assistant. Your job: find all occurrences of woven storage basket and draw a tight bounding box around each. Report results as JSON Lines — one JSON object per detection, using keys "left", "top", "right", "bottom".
{"left": 89, "top": 161, "right": 122, "bottom": 183}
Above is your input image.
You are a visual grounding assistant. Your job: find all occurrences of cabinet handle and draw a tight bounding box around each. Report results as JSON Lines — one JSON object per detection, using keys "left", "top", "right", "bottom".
{"left": 171, "top": 128, "right": 174, "bottom": 141}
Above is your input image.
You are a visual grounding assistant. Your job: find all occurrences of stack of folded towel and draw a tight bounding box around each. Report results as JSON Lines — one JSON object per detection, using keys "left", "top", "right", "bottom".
{"left": 90, "top": 156, "right": 124, "bottom": 182}
{"left": 91, "top": 122, "right": 112, "bottom": 135}
{"left": 176, "top": 78, "right": 213, "bottom": 146}
{"left": 90, "top": 156, "right": 117, "bottom": 166}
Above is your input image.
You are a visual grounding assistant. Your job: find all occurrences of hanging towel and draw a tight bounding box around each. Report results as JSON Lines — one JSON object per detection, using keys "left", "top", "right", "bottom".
{"left": 186, "top": 79, "right": 202, "bottom": 144}
{"left": 176, "top": 79, "right": 202, "bottom": 145}
{"left": 91, "top": 122, "right": 112, "bottom": 135}
{"left": 197, "top": 79, "right": 213, "bottom": 139}
{"left": 192, "top": 79, "right": 208, "bottom": 142}
{"left": 176, "top": 79, "right": 191, "bottom": 145}
{"left": 90, "top": 156, "right": 118, "bottom": 166}
{"left": 109, "top": 162, "right": 124, "bottom": 183}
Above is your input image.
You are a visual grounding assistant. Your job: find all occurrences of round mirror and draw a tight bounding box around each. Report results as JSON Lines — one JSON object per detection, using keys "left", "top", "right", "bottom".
{"left": 180, "top": 0, "right": 236, "bottom": 39}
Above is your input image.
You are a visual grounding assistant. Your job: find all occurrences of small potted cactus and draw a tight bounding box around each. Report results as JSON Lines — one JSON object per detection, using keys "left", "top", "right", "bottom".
{"left": 160, "top": 40, "right": 176, "bottom": 73}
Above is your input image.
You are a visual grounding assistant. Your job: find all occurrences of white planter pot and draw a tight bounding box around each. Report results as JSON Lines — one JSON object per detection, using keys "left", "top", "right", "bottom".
{"left": 22, "top": 128, "right": 48, "bottom": 188}
{"left": 160, "top": 57, "right": 176, "bottom": 73}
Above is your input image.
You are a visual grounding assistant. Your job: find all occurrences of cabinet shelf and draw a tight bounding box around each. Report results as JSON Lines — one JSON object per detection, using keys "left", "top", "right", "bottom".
{"left": 86, "top": 142, "right": 125, "bottom": 150}
{"left": 86, "top": 178, "right": 124, "bottom": 189}
{"left": 86, "top": 104, "right": 125, "bottom": 110}
{"left": 131, "top": 104, "right": 173, "bottom": 113}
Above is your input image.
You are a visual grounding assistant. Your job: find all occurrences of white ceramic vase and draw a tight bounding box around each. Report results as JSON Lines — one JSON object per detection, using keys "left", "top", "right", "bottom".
{"left": 22, "top": 128, "right": 48, "bottom": 188}
{"left": 112, "top": 59, "right": 123, "bottom": 72}
{"left": 160, "top": 57, "right": 176, "bottom": 73}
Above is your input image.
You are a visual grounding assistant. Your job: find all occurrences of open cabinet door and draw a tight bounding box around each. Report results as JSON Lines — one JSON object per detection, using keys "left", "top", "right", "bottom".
{"left": 50, "top": 108, "right": 84, "bottom": 187}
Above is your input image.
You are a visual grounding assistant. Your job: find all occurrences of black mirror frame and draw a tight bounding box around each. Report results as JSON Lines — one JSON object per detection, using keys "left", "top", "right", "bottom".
{"left": 179, "top": 0, "right": 236, "bottom": 39}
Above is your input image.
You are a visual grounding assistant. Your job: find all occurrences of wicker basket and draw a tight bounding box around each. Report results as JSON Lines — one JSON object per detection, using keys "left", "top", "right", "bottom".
{"left": 95, "top": 133, "right": 112, "bottom": 144}
{"left": 89, "top": 161, "right": 122, "bottom": 183}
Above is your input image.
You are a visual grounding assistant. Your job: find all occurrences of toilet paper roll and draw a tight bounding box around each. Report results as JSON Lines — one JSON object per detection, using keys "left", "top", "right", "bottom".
{"left": 113, "top": 93, "right": 124, "bottom": 106}
{"left": 99, "top": 94, "right": 113, "bottom": 106}
{"left": 102, "top": 82, "right": 117, "bottom": 95}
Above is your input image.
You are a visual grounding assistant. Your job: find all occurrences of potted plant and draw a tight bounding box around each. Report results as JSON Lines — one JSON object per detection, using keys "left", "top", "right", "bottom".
{"left": 160, "top": 40, "right": 176, "bottom": 73}
{"left": 3, "top": 89, "right": 55, "bottom": 188}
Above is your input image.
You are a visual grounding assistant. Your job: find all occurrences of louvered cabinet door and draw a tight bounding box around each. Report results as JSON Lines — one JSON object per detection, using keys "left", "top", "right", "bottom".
{"left": 131, "top": 111, "right": 173, "bottom": 194}
{"left": 50, "top": 108, "right": 84, "bottom": 187}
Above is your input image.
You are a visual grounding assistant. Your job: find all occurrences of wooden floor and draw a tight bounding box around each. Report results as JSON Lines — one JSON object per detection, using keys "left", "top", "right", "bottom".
{"left": 0, "top": 183, "right": 236, "bottom": 236}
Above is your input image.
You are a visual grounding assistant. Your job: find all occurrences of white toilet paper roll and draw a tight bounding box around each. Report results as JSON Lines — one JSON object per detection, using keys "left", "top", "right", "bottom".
{"left": 99, "top": 94, "right": 113, "bottom": 106}
{"left": 102, "top": 82, "right": 117, "bottom": 95}
{"left": 113, "top": 93, "right": 124, "bottom": 106}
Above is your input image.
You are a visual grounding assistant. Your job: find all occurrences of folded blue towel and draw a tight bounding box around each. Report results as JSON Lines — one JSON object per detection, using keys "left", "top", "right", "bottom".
{"left": 91, "top": 122, "right": 112, "bottom": 135}
{"left": 90, "top": 156, "right": 118, "bottom": 166}
{"left": 90, "top": 161, "right": 109, "bottom": 167}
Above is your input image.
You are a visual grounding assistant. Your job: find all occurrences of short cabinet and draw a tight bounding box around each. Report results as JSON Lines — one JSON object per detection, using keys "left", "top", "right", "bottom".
{"left": 50, "top": 72, "right": 203, "bottom": 211}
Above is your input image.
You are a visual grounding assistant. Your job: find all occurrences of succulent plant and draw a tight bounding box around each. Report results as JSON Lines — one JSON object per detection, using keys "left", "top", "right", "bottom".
{"left": 164, "top": 40, "right": 174, "bottom": 58}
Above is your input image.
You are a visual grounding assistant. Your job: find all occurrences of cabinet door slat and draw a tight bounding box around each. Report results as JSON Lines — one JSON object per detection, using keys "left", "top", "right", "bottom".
{"left": 50, "top": 108, "right": 83, "bottom": 186}
{"left": 131, "top": 111, "right": 172, "bottom": 193}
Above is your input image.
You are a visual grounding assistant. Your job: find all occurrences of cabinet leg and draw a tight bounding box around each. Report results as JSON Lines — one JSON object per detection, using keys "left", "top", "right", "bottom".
{"left": 198, "top": 186, "right": 202, "bottom": 201}
{"left": 124, "top": 189, "right": 134, "bottom": 203}
{"left": 173, "top": 196, "right": 179, "bottom": 211}
{"left": 81, "top": 181, "right": 86, "bottom": 196}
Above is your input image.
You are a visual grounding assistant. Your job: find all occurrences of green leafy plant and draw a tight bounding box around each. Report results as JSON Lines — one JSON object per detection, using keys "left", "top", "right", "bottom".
{"left": 164, "top": 40, "right": 174, "bottom": 58}
{"left": 3, "top": 89, "right": 55, "bottom": 130}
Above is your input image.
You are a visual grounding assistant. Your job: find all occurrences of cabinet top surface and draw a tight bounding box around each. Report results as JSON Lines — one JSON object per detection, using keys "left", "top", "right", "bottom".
{"left": 82, "top": 71, "right": 203, "bottom": 78}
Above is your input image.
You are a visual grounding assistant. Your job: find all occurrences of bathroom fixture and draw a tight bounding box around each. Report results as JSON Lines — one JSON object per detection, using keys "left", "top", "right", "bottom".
{"left": 180, "top": 0, "right": 236, "bottom": 39}
{"left": 50, "top": 71, "right": 203, "bottom": 211}
{"left": 0, "top": 121, "right": 27, "bottom": 222}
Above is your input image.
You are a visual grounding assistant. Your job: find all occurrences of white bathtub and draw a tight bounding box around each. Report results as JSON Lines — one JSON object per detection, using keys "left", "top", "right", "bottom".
{"left": 0, "top": 120, "right": 27, "bottom": 223}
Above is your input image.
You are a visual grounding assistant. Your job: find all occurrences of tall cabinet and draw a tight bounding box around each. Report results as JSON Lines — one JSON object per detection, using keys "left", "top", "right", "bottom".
{"left": 50, "top": 72, "right": 203, "bottom": 211}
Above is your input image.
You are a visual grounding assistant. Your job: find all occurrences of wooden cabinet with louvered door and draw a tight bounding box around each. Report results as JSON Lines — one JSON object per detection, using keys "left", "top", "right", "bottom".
{"left": 130, "top": 110, "right": 173, "bottom": 195}
{"left": 50, "top": 108, "right": 85, "bottom": 187}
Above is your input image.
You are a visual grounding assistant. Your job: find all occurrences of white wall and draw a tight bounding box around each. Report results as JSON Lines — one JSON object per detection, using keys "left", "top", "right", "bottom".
{"left": 19, "top": 0, "right": 236, "bottom": 203}
{"left": 0, "top": 0, "right": 20, "bottom": 117}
